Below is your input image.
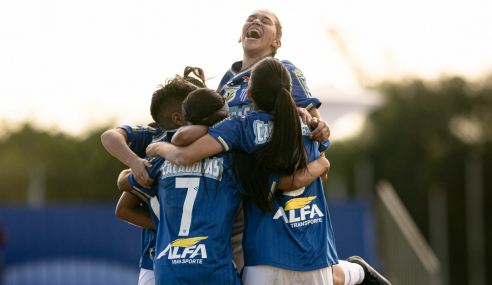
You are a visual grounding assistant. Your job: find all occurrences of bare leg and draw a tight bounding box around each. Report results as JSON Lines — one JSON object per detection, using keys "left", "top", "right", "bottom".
{"left": 333, "top": 264, "right": 345, "bottom": 285}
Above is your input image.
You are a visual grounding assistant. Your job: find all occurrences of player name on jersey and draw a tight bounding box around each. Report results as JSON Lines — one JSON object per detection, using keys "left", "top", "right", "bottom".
{"left": 273, "top": 196, "right": 325, "bottom": 228}
{"left": 253, "top": 119, "right": 312, "bottom": 145}
{"left": 159, "top": 157, "right": 224, "bottom": 181}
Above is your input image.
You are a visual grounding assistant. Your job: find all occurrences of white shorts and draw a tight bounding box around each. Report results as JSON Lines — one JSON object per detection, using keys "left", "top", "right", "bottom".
{"left": 242, "top": 265, "right": 334, "bottom": 285}
{"left": 138, "top": 268, "right": 155, "bottom": 285}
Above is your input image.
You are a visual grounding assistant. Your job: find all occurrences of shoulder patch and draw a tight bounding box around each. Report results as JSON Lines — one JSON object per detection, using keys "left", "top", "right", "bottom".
{"left": 292, "top": 69, "right": 311, "bottom": 98}
{"left": 132, "top": 125, "right": 157, "bottom": 133}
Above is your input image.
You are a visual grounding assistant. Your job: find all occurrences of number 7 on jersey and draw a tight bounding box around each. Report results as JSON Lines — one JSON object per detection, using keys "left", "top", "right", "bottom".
{"left": 176, "top": 177, "right": 200, "bottom": 236}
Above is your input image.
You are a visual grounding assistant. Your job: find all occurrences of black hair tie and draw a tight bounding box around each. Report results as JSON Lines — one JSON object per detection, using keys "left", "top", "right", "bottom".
{"left": 274, "top": 83, "right": 285, "bottom": 93}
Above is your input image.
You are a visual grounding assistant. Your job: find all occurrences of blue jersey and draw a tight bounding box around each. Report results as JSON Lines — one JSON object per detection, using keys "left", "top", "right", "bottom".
{"left": 208, "top": 111, "right": 338, "bottom": 271}
{"left": 130, "top": 130, "right": 247, "bottom": 285}
{"left": 118, "top": 124, "right": 165, "bottom": 270}
{"left": 117, "top": 124, "right": 165, "bottom": 158}
{"left": 127, "top": 189, "right": 159, "bottom": 270}
{"left": 218, "top": 55, "right": 322, "bottom": 117}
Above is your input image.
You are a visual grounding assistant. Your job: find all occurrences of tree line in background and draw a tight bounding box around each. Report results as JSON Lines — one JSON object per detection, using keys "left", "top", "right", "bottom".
{"left": 325, "top": 75, "right": 492, "bottom": 285}
{"left": 0, "top": 75, "right": 491, "bottom": 284}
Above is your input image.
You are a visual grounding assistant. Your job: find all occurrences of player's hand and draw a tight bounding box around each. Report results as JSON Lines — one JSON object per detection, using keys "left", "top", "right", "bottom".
{"left": 297, "top": 107, "right": 312, "bottom": 126}
{"left": 129, "top": 157, "right": 154, "bottom": 188}
{"left": 310, "top": 118, "right": 330, "bottom": 142}
{"left": 146, "top": 142, "right": 163, "bottom": 158}
{"left": 319, "top": 154, "right": 329, "bottom": 182}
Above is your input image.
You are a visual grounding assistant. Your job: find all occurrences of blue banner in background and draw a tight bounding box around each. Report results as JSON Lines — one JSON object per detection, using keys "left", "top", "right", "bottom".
{"left": 0, "top": 204, "right": 141, "bottom": 267}
{"left": 0, "top": 199, "right": 377, "bottom": 285}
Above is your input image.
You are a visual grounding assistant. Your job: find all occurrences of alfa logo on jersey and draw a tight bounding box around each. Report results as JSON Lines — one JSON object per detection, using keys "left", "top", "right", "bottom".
{"left": 156, "top": 236, "right": 208, "bottom": 265}
{"left": 273, "top": 196, "right": 324, "bottom": 228}
{"left": 223, "top": 86, "right": 240, "bottom": 103}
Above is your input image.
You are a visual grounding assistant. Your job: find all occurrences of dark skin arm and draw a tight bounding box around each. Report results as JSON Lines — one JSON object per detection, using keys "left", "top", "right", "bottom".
{"left": 117, "top": 169, "right": 134, "bottom": 192}
{"left": 115, "top": 169, "right": 155, "bottom": 230}
{"left": 115, "top": 192, "right": 155, "bottom": 230}
{"left": 278, "top": 156, "right": 330, "bottom": 190}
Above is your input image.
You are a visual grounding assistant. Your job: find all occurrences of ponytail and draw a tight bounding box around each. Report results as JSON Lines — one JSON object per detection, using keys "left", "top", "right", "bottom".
{"left": 232, "top": 58, "right": 308, "bottom": 212}
{"left": 252, "top": 86, "right": 307, "bottom": 174}
{"left": 181, "top": 66, "right": 215, "bottom": 88}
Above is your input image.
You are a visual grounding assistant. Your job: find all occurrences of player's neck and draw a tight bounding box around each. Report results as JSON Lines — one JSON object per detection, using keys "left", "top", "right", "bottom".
{"left": 241, "top": 52, "right": 270, "bottom": 71}
{"left": 158, "top": 120, "right": 180, "bottom": 131}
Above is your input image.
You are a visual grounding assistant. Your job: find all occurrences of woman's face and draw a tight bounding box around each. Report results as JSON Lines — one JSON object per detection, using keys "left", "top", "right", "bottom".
{"left": 241, "top": 10, "right": 280, "bottom": 57}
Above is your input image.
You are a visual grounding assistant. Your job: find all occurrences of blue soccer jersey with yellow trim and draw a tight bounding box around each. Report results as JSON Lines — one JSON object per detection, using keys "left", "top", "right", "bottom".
{"left": 218, "top": 56, "right": 322, "bottom": 117}
{"left": 208, "top": 111, "right": 338, "bottom": 271}
{"left": 117, "top": 124, "right": 164, "bottom": 157}
{"left": 130, "top": 130, "right": 256, "bottom": 285}
{"left": 117, "top": 123, "right": 165, "bottom": 270}
{"left": 127, "top": 189, "right": 158, "bottom": 270}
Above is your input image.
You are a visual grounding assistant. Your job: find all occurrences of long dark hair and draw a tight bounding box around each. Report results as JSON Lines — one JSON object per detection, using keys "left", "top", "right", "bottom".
{"left": 233, "top": 58, "right": 308, "bottom": 212}
{"left": 182, "top": 89, "right": 226, "bottom": 126}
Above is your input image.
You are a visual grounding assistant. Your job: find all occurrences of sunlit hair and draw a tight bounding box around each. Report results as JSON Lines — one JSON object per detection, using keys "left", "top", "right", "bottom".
{"left": 233, "top": 57, "right": 308, "bottom": 212}
{"left": 181, "top": 66, "right": 208, "bottom": 88}
{"left": 150, "top": 66, "right": 209, "bottom": 125}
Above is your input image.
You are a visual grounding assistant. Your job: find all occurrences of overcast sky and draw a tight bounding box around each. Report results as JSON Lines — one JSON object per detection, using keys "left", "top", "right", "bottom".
{"left": 1, "top": 0, "right": 491, "bottom": 137}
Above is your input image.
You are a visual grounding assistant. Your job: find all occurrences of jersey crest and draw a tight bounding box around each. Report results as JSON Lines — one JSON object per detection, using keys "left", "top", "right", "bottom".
{"left": 223, "top": 86, "right": 240, "bottom": 103}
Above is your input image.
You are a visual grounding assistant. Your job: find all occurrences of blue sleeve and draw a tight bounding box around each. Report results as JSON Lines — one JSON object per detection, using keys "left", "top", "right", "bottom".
{"left": 207, "top": 116, "right": 246, "bottom": 152}
{"left": 318, "top": 139, "right": 330, "bottom": 153}
{"left": 162, "top": 128, "right": 180, "bottom": 143}
{"left": 117, "top": 125, "right": 158, "bottom": 158}
{"left": 128, "top": 173, "right": 158, "bottom": 198}
{"left": 281, "top": 60, "right": 322, "bottom": 111}
{"left": 127, "top": 156, "right": 164, "bottom": 197}
{"left": 217, "top": 71, "right": 231, "bottom": 93}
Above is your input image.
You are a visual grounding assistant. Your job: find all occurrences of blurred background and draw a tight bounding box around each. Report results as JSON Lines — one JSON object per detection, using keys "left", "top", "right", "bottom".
{"left": 1, "top": 0, "right": 491, "bottom": 284}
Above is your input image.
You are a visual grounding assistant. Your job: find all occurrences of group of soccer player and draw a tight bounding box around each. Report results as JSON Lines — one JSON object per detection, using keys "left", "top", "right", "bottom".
{"left": 101, "top": 9, "right": 392, "bottom": 285}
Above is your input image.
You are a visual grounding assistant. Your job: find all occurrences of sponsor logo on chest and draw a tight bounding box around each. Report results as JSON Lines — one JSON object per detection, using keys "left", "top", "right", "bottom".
{"left": 273, "top": 196, "right": 325, "bottom": 228}
{"left": 156, "top": 237, "right": 208, "bottom": 265}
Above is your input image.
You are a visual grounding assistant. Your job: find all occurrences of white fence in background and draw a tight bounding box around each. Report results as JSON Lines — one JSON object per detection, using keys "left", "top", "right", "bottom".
{"left": 376, "top": 181, "right": 442, "bottom": 285}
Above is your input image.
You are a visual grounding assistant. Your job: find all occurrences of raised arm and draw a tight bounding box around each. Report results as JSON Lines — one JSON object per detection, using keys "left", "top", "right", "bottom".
{"left": 147, "top": 134, "right": 223, "bottom": 165}
{"left": 115, "top": 192, "right": 155, "bottom": 230}
{"left": 101, "top": 129, "right": 153, "bottom": 188}
{"left": 278, "top": 156, "right": 330, "bottom": 191}
{"left": 171, "top": 125, "right": 209, "bottom": 146}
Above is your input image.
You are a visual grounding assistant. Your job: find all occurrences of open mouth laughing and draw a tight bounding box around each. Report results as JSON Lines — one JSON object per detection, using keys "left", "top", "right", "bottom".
{"left": 246, "top": 28, "right": 262, "bottom": 39}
